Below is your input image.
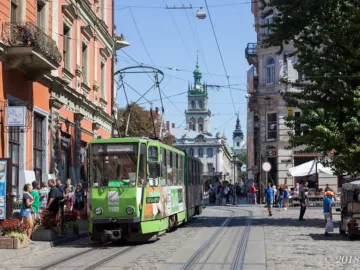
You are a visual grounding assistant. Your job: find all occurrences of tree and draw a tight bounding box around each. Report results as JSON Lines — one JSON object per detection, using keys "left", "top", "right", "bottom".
{"left": 117, "top": 103, "right": 174, "bottom": 146}
{"left": 237, "top": 152, "right": 247, "bottom": 166}
{"left": 260, "top": 0, "right": 360, "bottom": 175}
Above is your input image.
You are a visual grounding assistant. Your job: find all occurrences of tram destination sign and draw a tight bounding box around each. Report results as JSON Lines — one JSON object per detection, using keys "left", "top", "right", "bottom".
{"left": 93, "top": 144, "right": 135, "bottom": 154}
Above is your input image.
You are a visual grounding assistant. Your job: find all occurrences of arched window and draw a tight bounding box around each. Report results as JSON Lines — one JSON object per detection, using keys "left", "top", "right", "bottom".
{"left": 189, "top": 148, "right": 194, "bottom": 156}
{"left": 190, "top": 117, "right": 196, "bottom": 131}
{"left": 266, "top": 58, "right": 275, "bottom": 84}
{"left": 198, "top": 100, "right": 204, "bottom": 109}
{"left": 198, "top": 117, "right": 204, "bottom": 133}
{"left": 237, "top": 142, "right": 240, "bottom": 147}
{"left": 191, "top": 100, "right": 195, "bottom": 109}
{"left": 198, "top": 148, "right": 203, "bottom": 157}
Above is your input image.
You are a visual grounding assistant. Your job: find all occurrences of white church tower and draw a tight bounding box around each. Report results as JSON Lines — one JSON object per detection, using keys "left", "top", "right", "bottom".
{"left": 232, "top": 115, "right": 244, "bottom": 155}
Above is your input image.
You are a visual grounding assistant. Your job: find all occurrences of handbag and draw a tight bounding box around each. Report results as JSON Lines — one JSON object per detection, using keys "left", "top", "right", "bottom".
{"left": 326, "top": 219, "right": 334, "bottom": 232}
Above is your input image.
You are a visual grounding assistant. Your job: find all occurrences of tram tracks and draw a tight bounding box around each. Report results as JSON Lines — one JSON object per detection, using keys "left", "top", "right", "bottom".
{"left": 181, "top": 206, "right": 253, "bottom": 270}
{"left": 39, "top": 241, "right": 137, "bottom": 270}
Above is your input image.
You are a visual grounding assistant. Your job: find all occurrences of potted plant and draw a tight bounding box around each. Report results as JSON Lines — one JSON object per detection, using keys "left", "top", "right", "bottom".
{"left": 63, "top": 210, "right": 80, "bottom": 235}
{"left": 0, "top": 219, "right": 29, "bottom": 249}
{"left": 31, "top": 210, "right": 60, "bottom": 241}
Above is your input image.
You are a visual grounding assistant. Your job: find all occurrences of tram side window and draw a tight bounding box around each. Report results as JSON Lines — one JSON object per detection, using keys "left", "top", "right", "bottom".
{"left": 148, "top": 146, "right": 158, "bottom": 187}
{"left": 161, "top": 148, "right": 167, "bottom": 186}
{"left": 178, "top": 155, "right": 183, "bottom": 186}
{"left": 195, "top": 161, "right": 198, "bottom": 185}
{"left": 189, "top": 159, "right": 194, "bottom": 185}
{"left": 138, "top": 144, "right": 147, "bottom": 187}
{"left": 167, "top": 150, "right": 173, "bottom": 186}
{"left": 173, "top": 152, "right": 177, "bottom": 185}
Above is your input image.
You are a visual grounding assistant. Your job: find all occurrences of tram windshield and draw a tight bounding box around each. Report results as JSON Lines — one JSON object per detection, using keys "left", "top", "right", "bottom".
{"left": 91, "top": 143, "right": 138, "bottom": 187}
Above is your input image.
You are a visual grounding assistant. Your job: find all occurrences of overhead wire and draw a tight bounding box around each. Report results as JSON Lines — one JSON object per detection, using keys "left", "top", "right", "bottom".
{"left": 204, "top": 0, "right": 237, "bottom": 115}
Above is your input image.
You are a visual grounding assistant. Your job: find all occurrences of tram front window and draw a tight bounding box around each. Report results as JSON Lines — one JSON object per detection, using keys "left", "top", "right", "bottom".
{"left": 91, "top": 144, "right": 138, "bottom": 187}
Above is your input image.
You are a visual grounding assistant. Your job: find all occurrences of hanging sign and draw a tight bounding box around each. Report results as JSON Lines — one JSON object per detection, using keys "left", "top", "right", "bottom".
{"left": 287, "top": 108, "right": 294, "bottom": 117}
{"left": 0, "top": 160, "right": 7, "bottom": 220}
{"left": 6, "top": 106, "right": 26, "bottom": 127}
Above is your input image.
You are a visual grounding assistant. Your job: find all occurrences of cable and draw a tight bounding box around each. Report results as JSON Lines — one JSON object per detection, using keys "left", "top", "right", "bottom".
{"left": 128, "top": 7, "right": 155, "bottom": 66}
{"left": 211, "top": 115, "right": 237, "bottom": 133}
{"left": 204, "top": 0, "right": 237, "bottom": 115}
{"left": 163, "top": 0, "right": 195, "bottom": 65}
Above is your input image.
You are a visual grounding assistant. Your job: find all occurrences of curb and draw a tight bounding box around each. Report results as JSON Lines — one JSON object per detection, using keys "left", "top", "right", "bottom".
{"left": 0, "top": 232, "right": 88, "bottom": 263}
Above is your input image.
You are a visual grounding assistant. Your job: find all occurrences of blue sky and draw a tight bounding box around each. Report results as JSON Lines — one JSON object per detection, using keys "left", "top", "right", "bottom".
{"left": 113, "top": 0, "right": 256, "bottom": 146}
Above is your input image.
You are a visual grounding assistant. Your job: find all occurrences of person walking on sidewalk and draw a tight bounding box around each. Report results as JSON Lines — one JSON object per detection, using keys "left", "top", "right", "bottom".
{"left": 324, "top": 191, "right": 333, "bottom": 236}
{"left": 265, "top": 183, "right": 274, "bottom": 216}
{"left": 299, "top": 180, "right": 306, "bottom": 220}
{"left": 21, "top": 184, "right": 34, "bottom": 244}
{"left": 30, "top": 181, "right": 40, "bottom": 224}
{"left": 283, "top": 185, "right": 289, "bottom": 210}
{"left": 278, "top": 185, "right": 284, "bottom": 210}
{"left": 250, "top": 182, "right": 258, "bottom": 204}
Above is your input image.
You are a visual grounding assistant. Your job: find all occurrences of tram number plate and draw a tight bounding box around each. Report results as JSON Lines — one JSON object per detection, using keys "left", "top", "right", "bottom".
{"left": 146, "top": 197, "right": 160, "bottom": 204}
{"left": 109, "top": 207, "right": 119, "bottom": 212}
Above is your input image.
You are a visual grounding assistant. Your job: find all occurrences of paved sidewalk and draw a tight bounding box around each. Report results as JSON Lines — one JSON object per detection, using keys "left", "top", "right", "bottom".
{"left": 0, "top": 231, "right": 88, "bottom": 263}
{"left": 254, "top": 206, "right": 360, "bottom": 270}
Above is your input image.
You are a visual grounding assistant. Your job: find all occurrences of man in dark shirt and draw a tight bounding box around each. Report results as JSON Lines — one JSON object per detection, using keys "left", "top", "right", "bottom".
{"left": 47, "top": 179, "right": 59, "bottom": 216}
{"left": 56, "top": 179, "right": 65, "bottom": 195}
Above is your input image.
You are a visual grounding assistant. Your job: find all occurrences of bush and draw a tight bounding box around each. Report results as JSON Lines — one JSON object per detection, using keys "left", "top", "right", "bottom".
{"left": 0, "top": 219, "right": 29, "bottom": 235}
{"left": 39, "top": 210, "right": 60, "bottom": 229}
{"left": 63, "top": 210, "right": 79, "bottom": 223}
{"left": 5, "top": 232, "right": 26, "bottom": 241}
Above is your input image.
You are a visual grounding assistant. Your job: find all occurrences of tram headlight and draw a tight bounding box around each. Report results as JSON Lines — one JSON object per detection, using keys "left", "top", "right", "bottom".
{"left": 95, "top": 207, "right": 103, "bottom": 215}
{"left": 126, "top": 206, "right": 135, "bottom": 215}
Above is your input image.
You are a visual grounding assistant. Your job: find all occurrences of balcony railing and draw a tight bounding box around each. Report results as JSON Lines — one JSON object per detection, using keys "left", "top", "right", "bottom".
{"left": 245, "top": 43, "right": 258, "bottom": 66}
{"left": 2, "top": 22, "right": 62, "bottom": 64}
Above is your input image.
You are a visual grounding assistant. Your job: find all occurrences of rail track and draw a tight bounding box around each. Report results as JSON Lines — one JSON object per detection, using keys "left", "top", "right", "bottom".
{"left": 181, "top": 206, "right": 253, "bottom": 270}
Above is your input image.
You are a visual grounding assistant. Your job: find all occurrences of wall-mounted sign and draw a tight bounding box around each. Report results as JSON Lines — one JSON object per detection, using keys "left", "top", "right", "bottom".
{"left": 287, "top": 108, "right": 294, "bottom": 117}
{"left": 266, "top": 145, "right": 276, "bottom": 150}
{"left": 247, "top": 111, "right": 254, "bottom": 137}
{"left": 6, "top": 106, "right": 26, "bottom": 127}
{"left": 0, "top": 160, "right": 8, "bottom": 220}
{"left": 281, "top": 159, "right": 292, "bottom": 163}
{"left": 265, "top": 151, "right": 277, "bottom": 157}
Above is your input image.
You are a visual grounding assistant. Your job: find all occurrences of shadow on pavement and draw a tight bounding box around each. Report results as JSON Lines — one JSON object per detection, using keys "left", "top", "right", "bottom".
{"left": 308, "top": 233, "right": 358, "bottom": 241}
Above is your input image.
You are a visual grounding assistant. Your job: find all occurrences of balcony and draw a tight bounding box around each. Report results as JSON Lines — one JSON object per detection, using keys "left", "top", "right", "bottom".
{"left": 1, "top": 22, "right": 62, "bottom": 80}
{"left": 245, "top": 43, "right": 258, "bottom": 66}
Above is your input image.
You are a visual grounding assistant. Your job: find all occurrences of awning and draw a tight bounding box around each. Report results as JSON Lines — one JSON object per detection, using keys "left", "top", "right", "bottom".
{"left": 288, "top": 160, "right": 335, "bottom": 177}
{"left": 342, "top": 180, "right": 360, "bottom": 190}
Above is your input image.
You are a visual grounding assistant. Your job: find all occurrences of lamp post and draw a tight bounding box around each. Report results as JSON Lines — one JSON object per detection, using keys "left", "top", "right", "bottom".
{"left": 233, "top": 154, "right": 237, "bottom": 205}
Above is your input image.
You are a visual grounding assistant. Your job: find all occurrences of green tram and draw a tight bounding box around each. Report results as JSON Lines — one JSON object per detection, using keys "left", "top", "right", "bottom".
{"left": 87, "top": 137, "right": 203, "bottom": 242}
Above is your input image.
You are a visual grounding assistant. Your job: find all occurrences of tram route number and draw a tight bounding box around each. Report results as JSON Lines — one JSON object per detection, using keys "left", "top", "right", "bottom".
{"left": 146, "top": 197, "right": 160, "bottom": 204}
{"left": 109, "top": 207, "right": 119, "bottom": 212}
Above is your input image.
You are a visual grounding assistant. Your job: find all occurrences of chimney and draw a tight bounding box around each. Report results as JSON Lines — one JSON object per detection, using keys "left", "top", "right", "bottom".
{"left": 166, "top": 121, "right": 170, "bottom": 131}
{"left": 172, "top": 123, "right": 175, "bottom": 128}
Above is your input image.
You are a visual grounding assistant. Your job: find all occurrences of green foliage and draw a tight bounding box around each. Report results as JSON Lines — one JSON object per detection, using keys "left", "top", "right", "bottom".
{"left": 5, "top": 232, "right": 26, "bottom": 241}
{"left": 260, "top": 0, "right": 360, "bottom": 175}
{"left": 237, "top": 152, "right": 247, "bottom": 165}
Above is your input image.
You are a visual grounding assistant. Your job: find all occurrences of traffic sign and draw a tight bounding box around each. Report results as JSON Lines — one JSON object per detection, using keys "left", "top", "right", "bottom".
{"left": 262, "top": 162, "right": 272, "bottom": 172}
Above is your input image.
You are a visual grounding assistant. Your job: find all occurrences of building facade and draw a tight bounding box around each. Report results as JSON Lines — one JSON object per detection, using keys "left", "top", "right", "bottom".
{"left": 245, "top": 1, "right": 337, "bottom": 198}
{"left": 0, "top": 0, "right": 127, "bottom": 205}
{"left": 172, "top": 62, "right": 236, "bottom": 187}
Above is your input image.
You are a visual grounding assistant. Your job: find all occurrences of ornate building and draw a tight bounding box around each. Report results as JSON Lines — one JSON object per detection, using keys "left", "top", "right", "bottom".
{"left": 232, "top": 115, "right": 245, "bottom": 156}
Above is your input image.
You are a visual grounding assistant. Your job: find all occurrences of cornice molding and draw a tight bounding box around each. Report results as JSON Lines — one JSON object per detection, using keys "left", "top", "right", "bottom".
{"left": 62, "top": 4, "right": 78, "bottom": 22}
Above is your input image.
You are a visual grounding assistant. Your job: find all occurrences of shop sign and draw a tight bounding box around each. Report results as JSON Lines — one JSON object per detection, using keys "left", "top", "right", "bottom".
{"left": 266, "top": 145, "right": 276, "bottom": 150}
{"left": 281, "top": 159, "right": 292, "bottom": 163}
{"left": 265, "top": 151, "right": 277, "bottom": 157}
{"left": 61, "top": 133, "right": 70, "bottom": 149}
{"left": 0, "top": 160, "right": 7, "bottom": 220}
{"left": 6, "top": 106, "right": 26, "bottom": 127}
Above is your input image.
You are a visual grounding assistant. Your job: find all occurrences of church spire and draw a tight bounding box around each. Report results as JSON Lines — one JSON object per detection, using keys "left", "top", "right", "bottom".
{"left": 233, "top": 113, "right": 244, "bottom": 140}
{"left": 193, "top": 51, "right": 202, "bottom": 86}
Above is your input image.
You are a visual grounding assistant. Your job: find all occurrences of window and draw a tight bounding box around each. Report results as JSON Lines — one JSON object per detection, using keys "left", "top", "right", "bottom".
{"left": 63, "top": 24, "right": 71, "bottom": 70}
{"left": 198, "top": 100, "right": 203, "bottom": 108}
{"left": 189, "top": 148, "right": 194, "bottom": 156}
{"left": 264, "top": 15, "right": 274, "bottom": 35}
{"left": 191, "top": 100, "right": 195, "bottom": 109}
{"left": 9, "top": 127, "right": 20, "bottom": 197}
{"left": 167, "top": 150, "right": 172, "bottom": 185}
{"left": 37, "top": 3, "right": 46, "bottom": 32}
{"left": 198, "top": 148, "right": 203, "bottom": 157}
{"left": 266, "top": 58, "right": 276, "bottom": 84}
{"left": 190, "top": 117, "right": 196, "bottom": 131}
{"left": 138, "top": 144, "right": 147, "bottom": 187}
{"left": 101, "top": 62, "right": 106, "bottom": 99}
{"left": 207, "top": 148, "right": 213, "bottom": 158}
{"left": 173, "top": 152, "right": 177, "bottom": 185}
{"left": 267, "top": 113, "right": 278, "bottom": 140}
{"left": 236, "top": 142, "right": 240, "bottom": 147}
{"left": 11, "top": 0, "right": 17, "bottom": 22}
{"left": 161, "top": 148, "right": 167, "bottom": 186}
{"left": 33, "top": 114, "right": 44, "bottom": 183}
{"left": 198, "top": 124, "right": 203, "bottom": 133}
{"left": 82, "top": 43, "right": 88, "bottom": 83}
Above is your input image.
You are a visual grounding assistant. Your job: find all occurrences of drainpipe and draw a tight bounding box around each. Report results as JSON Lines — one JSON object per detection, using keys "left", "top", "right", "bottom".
{"left": 111, "top": 0, "right": 115, "bottom": 137}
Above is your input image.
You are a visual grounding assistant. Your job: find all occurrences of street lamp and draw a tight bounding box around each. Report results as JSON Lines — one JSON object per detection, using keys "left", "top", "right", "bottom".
{"left": 196, "top": 8, "right": 206, "bottom": 19}
{"left": 233, "top": 154, "right": 237, "bottom": 205}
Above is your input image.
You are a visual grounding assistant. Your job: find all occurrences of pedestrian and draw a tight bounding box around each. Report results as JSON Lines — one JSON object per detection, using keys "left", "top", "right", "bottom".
{"left": 21, "top": 184, "right": 34, "bottom": 243}
{"left": 39, "top": 182, "right": 49, "bottom": 212}
{"left": 56, "top": 179, "right": 65, "bottom": 195}
{"left": 299, "top": 180, "right": 306, "bottom": 221}
{"left": 236, "top": 183, "right": 241, "bottom": 203}
{"left": 224, "top": 184, "right": 230, "bottom": 204}
{"left": 265, "top": 183, "right": 274, "bottom": 216}
{"left": 283, "top": 184, "right": 289, "bottom": 210}
{"left": 30, "top": 181, "right": 40, "bottom": 224}
{"left": 272, "top": 185, "right": 277, "bottom": 207}
{"left": 278, "top": 185, "right": 283, "bottom": 210}
{"left": 324, "top": 184, "right": 331, "bottom": 192}
{"left": 47, "top": 179, "right": 60, "bottom": 217}
{"left": 324, "top": 191, "right": 333, "bottom": 236}
{"left": 74, "top": 183, "right": 87, "bottom": 212}
{"left": 250, "top": 182, "right": 258, "bottom": 204}
{"left": 216, "top": 181, "right": 222, "bottom": 205}
{"left": 64, "top": 178, "right": 75, "bottom": 211}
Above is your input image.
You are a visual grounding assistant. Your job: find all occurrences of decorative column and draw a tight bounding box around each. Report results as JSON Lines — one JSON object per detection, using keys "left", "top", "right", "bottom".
{"left": 49, "top": 98, "right": 63, "bottom": 178}
{"left": 74, "top": 112, "right": 84, "bottom": 185}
